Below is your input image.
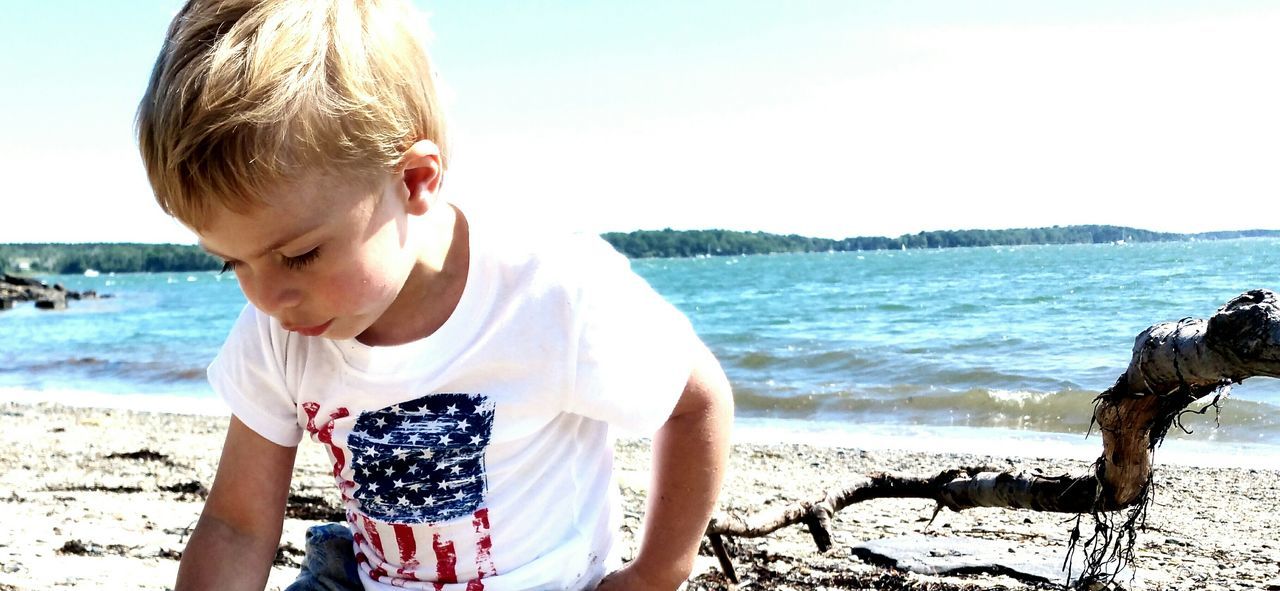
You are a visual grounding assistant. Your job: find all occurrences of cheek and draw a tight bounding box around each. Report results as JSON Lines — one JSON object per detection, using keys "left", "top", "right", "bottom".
{"left": 316, "top": 258, "right": 402, "bottom": 312}
{"left": 233, "top": 271, "right": 269, "bottom": 310}
{"left": 314, "top": 217, "right": 412, "bottom": 315}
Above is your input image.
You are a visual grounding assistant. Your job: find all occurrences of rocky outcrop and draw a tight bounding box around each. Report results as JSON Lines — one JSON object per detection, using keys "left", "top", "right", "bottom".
{"left": 1, "top": 273, "right": 104, "bottom": 311}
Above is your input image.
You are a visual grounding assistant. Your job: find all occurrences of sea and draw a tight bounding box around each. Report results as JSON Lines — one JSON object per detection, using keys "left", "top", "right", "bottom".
{"left": 4, "top": 238, "right": 1279, "bottom": 469}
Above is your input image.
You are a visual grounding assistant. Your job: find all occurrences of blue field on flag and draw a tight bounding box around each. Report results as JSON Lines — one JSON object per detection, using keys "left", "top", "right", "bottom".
{"left": 347, "top": 393, "right": 495, "bottom": 524}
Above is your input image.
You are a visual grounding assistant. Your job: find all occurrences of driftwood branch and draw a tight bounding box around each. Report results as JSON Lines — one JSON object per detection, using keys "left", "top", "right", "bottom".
{"left": 703, "top": 289, "right": 1280, "bottom": 586}
{"left": 707, "top": 467, "right": 997, "bottom": 542}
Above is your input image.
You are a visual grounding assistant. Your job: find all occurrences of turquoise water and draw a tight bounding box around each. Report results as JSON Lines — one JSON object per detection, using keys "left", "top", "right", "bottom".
{"left": 4, "top": 239, "right": 1280, "bottom": 460}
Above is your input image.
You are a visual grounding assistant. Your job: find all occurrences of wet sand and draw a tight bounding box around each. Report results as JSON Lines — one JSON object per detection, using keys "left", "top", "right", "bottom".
{"left": 1, "top": 402, "right": 1277, "bottom": 590}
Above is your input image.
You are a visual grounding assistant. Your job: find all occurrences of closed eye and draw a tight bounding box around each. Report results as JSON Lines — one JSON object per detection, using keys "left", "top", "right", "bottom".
{"left": 282, "top": 247, "right": 321, "bottom": 270}
{"left": 219, "top": 260, "right": 237, "bottom": 275}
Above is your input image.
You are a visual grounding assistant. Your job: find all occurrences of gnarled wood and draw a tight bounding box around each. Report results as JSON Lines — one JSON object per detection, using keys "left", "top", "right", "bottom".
{"left": 706, "top": 467, "right": 1000, "bottom": 541}
{"left": 1095, "top": 289, "right": 1280, "bottom": 507}
{"left": 703, "top": 289, "right": 1280, "bottom": 586}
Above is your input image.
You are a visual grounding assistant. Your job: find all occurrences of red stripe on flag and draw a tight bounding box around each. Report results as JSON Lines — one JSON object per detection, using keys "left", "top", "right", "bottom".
{"left": 432, "top": 533, "right": 458, "bottom": 584}
{"left": 471, "top": 508, "right": 496, "bottom": 578}
{"left": 393, "top": 523, "right": 418, "bottom": 564}
{"left": 302, "top": 402, "right": 322, "bottom": 433}
{"left": 361, "top": 516, "right": 384, "bottom": 561}
{"left": 331, "top": 447, "right": 346, "bottom": 477}
{"left": 302, "top": 403, "right": 352, "bottom": 483}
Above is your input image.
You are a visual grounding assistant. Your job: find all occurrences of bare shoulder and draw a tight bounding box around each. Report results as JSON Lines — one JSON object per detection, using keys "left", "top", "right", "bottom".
{"left": 671, "top": 340, "right": 734, "bottom": 419}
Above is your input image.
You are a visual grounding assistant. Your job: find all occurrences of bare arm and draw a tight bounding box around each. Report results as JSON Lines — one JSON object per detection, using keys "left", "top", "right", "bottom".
{"left": 598, "top": 341, "right": 735, "bottom": 590}
{"left": 176, "top": 415, "right": 298, "bottom": 591}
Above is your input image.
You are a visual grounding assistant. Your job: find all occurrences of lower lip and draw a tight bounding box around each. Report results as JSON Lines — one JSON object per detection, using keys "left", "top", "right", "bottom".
{"left": 290, "top": 320, "right": 333, "bottom": 337}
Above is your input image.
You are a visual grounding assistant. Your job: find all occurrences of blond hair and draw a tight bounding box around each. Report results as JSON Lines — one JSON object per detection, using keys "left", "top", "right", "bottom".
{"left": 137, "top": 0, "right": 448, "bottom": 229}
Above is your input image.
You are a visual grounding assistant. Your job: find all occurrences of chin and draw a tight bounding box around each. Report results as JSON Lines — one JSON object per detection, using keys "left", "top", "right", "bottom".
{"left": 340, "top": 320, "right": 383, "bottom": 341}
{"left": 314, "top": 320, "right": 355, "bottom": 341}
{"left": 329, "top": 328, "right": 364, "bottom": 341}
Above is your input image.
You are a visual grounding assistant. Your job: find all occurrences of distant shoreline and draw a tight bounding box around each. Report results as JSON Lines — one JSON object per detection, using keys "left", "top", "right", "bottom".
{"left": 4, "top": 226, "right": 1279, "bottom": 272}
{"left": 602, "top": 225, "right": 1280, "bottom": 259}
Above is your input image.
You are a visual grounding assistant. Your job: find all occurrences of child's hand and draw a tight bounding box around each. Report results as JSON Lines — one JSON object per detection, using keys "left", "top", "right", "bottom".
{"left": 594, "top": 564, "right": 680, "bottom": 591}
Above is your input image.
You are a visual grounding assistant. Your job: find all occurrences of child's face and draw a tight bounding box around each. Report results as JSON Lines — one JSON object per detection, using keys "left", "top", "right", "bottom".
{"left": 197, "top": 174, "right": 419, "bottom": 341}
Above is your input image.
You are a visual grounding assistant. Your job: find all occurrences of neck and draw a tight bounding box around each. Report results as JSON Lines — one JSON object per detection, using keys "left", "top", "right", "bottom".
{"left": 358, "top": 204, "right": 470, "bottom": 347}
{"left": 417, "top": 202, "right": 461, "bottom": 274}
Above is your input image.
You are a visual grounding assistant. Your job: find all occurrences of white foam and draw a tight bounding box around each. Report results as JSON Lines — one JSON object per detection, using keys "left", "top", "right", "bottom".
{"left": 987, "top": 389, "right": 1051, "bottom": 407}
{"left": 731, "top": 418, "right": 1280, "bottom": 470}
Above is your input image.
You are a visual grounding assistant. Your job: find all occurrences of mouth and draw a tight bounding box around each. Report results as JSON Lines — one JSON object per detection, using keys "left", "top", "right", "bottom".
{"left": 285, "top": 319, "right": 333, "bottom": 337}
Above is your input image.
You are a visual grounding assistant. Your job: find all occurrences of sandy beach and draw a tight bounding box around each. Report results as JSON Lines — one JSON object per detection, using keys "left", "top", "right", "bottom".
{"left": 1, "top": 401, "right": 1277, "bottom": 591}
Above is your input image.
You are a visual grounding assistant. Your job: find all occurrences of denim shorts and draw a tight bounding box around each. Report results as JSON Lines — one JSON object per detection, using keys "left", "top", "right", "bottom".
{"left": 284, "top": 523, "right": 363, "bottom": 591}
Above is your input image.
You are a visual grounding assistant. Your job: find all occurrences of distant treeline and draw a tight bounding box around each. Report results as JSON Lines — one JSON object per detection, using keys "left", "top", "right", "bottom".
{"left": 0, "top": 243, "right": 220, "bottom": 274}
{"left": 602, "top": 226, "right": 1280, "bottom": 259}
{"left": 5, "top": 226, "right": 1280, "bottom": 273}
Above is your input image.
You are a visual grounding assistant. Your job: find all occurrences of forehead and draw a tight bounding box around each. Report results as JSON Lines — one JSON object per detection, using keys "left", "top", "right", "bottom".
{"left": 198, "top": 174, "right": 385, "bottom": 258}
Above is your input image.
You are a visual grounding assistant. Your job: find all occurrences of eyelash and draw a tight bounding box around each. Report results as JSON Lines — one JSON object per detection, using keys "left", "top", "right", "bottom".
{"left": 282, "top": 247, "right": 322, "bottom": 270}
{"left": 217, "top": 247, "right": 321, "bottom": 274}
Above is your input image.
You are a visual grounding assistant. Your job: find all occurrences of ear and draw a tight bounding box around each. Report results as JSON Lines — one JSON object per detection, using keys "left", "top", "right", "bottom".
{"left": 398, "top": 140, "right": 444, "bottom": 216}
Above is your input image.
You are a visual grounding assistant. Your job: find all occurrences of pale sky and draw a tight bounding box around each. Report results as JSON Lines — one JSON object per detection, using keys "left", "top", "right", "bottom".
{"left": 3, "top": 1, "right": 1278, "bottom": 244}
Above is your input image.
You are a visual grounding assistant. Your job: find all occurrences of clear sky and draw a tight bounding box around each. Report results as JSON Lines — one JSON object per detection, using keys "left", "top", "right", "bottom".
{"left": 3, "top": 1, "right": 1279, "bottom": 244}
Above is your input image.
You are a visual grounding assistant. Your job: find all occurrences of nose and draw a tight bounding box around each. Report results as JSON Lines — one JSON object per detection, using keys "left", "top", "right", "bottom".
{"left": 242, "top": 267, "right": 304, "bottom": 315}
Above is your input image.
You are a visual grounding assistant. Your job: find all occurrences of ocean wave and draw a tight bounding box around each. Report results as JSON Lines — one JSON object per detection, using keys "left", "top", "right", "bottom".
{"left": 3, "top": 357, "right": 207, "bottom": 384}
{"left": 731, "top": 349, "right": 875, "bottom": 372}
{"left": 731, "top": 386, "right": 1280, "bottom": 444}
{"left": 941, "top": 302, "right": 985, "bottom": 313}
{"left": 717, "top": 337, "right": 1097, "bottom": 395}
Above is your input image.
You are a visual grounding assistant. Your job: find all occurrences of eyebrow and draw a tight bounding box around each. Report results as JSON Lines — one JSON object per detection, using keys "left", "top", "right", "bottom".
{"left": 199, "top": 226, "right": 320, "bottom": 261}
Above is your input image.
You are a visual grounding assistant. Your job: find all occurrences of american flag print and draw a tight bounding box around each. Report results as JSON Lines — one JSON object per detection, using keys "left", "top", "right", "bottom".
{"left": 347, "top": 393, "right": 496, "bottom": 524}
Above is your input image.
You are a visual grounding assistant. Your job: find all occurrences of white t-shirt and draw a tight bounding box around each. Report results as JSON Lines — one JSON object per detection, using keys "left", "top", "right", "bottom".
{"left": 208, "top": 220, "right": 697, "bottom": 590}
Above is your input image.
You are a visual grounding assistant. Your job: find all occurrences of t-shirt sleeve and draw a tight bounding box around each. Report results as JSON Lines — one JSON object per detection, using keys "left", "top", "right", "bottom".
{"left": 564, "top": 236, "right": 699, "bottom": 437}
{"left": 207, "top": 304, "right": 304, "bottom": 447}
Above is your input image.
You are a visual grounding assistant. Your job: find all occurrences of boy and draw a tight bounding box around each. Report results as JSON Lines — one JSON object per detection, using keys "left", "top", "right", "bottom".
{"left": 135, "top": 1, "right": 733, "bottom": 590}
